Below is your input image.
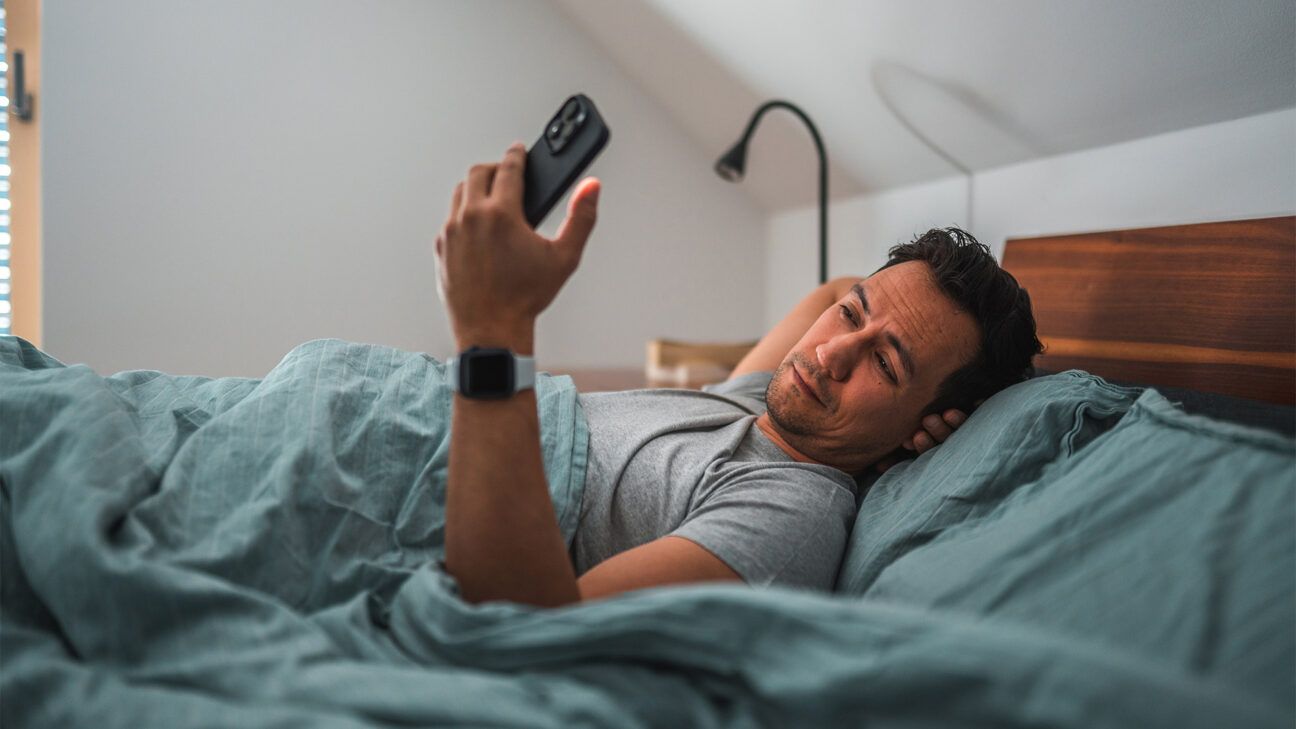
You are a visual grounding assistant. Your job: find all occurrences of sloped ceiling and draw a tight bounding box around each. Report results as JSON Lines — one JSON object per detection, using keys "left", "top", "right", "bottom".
{"left": 553, "top": 0, "right": 1296, "bottom": 211}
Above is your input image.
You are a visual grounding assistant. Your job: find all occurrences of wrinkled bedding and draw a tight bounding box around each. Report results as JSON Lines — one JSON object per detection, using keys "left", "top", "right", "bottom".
{"left": 1, "top": 338, "right": 1290, "bottom": 728}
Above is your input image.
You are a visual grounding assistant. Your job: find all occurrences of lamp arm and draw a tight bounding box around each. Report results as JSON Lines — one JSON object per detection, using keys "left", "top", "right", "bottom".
{"left": 739, "top": 100, "right": 830, "bottom": 284}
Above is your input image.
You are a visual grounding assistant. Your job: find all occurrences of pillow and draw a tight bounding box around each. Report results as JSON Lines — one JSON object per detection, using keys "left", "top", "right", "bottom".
{"left": 860, "top": 388, "right": 1295, "bottom": 712}
{"left": 835, "top": 371, "right": 1141, "bottom": 595}
{"left": 1152, "top": 384, "right": 1295, "bottom": 435}
{"left": 1031, "top": 367, "right": 1296, "bottom": 436}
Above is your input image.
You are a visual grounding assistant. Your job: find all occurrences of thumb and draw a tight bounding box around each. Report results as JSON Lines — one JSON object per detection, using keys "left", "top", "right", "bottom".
{"left": 553, "top": 178, "right": 600, "bottom": 259}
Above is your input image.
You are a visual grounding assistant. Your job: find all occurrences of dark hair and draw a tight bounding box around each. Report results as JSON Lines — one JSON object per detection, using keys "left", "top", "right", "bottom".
{"left": 877, "top": 227, "right": 1043, "bottom": 415}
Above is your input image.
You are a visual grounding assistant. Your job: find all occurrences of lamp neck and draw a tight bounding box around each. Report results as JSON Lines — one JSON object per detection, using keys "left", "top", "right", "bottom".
{"left": 738, "top": 100, "right": 829, "bottom": 284}
{"left": 739, "top": 100, "right": 827, "bottom": 164}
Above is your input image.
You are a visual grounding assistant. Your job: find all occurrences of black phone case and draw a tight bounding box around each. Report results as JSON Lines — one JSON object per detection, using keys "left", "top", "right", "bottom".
{"left": 523, "top": 94, "right": 610, "bottom": 228}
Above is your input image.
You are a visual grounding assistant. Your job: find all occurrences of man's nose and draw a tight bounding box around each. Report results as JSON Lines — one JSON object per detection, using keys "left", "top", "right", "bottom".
{"left": 816, "top": 331, "right": 872, "bottom": 381}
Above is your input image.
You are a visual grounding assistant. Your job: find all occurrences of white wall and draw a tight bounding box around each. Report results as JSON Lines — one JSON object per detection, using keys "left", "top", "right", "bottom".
{"left": 765, "top": 107, "right": 1296, "bottom": 328}
{"left": 41, "top": 0, "right": 768, "bottom": 377}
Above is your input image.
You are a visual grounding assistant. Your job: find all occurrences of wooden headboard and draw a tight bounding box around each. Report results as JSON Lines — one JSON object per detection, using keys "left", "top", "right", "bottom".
{"left": 1001, "top": 216, "right": 1296, "bottom": 405}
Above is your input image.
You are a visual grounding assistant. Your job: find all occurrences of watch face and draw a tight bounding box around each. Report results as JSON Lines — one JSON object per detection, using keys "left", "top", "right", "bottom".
{"left": 464, "top": 350, "right": 514, "bottom": 396}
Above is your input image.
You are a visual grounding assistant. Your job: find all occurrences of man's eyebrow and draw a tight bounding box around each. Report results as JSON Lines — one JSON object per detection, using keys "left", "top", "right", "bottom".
{"left": 851, "top": 282, "right": 868, "bottom": 313}
{"left": 856, "top": 281, "right": 916, "bottom": 381}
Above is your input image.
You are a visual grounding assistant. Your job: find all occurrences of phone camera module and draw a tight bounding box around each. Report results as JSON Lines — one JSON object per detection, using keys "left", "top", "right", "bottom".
{"left": 545, "top": 98, "right": 589, "bottom": 155}
{"left": 546, "top": 119, "right": 569, "bottom": 153}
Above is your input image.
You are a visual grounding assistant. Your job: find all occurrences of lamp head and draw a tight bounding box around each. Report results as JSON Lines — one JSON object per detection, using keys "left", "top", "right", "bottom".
{"left": 714, "top": 140, "right": 748, "bottom": 182}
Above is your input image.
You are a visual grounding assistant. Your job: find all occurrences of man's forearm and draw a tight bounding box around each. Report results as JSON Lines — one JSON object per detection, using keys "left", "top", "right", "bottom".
{"left": 444, "top": 326, "right": 581, "bottom": 607}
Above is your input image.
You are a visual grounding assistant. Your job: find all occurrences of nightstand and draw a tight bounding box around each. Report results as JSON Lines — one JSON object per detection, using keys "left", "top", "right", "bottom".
{"left": 549, "top": 339, "right": 757, "bottom": 392}
{"left": 645, "top": 339, "right": 757, "bottom": 389}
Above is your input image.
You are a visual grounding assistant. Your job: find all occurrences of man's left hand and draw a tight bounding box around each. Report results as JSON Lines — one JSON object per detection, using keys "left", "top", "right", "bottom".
{"left": 875, "top": 409, "right": 967, "bottom": 474}
{"left": 435, "top": 143, "right": 600, "bottom": 349}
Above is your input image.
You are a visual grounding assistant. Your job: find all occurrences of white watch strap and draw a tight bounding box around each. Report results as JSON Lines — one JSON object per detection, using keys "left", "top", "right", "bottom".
{"left": 447, "top": 356, "right": 460, "bottom": 390}
{"left": 514, "top": 355, "right": 536, "bottom": 391}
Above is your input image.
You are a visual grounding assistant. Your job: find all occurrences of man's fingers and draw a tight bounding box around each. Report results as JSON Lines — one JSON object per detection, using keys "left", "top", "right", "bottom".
{"left": 492, "top": 143, "right": 526, "bottom": 211}
{"left": 448, "top": 182, "right": 464, "bottom": 222}
{"left": 464, "top": 163, "right": 497, "bottom": 205}
{"left": 901, "top": 409, "right": 968, "bottom": 461}
{"left": 912, "top": 432, "right": 934, "bottom": 453}
{"left": 434, "top": 256, "right": 449, "bottom": 306}
{"left": 553, "top": 178, "right": 600, "bottom": 264}
{"left": 922, "top": 414, "right": 954, "bottom": 442}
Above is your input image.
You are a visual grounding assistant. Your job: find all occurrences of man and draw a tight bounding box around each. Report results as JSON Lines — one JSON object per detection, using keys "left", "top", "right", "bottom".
{"left": 435, "top": 144, "right": 1041, "bottom": 608}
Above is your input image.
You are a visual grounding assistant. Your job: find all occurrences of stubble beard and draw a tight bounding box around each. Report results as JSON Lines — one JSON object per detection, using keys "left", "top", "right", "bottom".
{"left": 766, "top": 355, "right": 888, "bottom": 470}
{"left": 765, "top": 356, "right": 818, "bottom": 437}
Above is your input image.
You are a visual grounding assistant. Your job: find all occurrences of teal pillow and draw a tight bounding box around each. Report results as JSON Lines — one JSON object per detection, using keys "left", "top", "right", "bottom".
{"left": 836, "top": 371, "right": 1140, "bottom": 595}
{"left": 860, "top": 389, "right": 1295, "bottom": 712}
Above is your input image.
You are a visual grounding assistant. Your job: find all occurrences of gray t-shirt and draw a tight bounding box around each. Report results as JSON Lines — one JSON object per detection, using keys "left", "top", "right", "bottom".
{"left": 571, "top": 371, "right": 859, "bottom": 590}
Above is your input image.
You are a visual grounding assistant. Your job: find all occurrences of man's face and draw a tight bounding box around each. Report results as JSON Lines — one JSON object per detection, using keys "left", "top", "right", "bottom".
{"left": 764, "top": 261, "right": 979, "bottom": 472}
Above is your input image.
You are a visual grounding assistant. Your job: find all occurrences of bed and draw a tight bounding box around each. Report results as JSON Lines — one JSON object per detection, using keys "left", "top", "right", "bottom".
{"left": 1, "top": 217, "right": 1292, "bottom": 728}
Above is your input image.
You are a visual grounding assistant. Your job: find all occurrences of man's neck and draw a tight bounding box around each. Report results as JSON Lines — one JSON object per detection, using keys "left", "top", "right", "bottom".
{"left": 754, "top": 413, "right": 821, "bottom": 465}
{"left": 754, "top": 413, "right": 873, "bottom": 476}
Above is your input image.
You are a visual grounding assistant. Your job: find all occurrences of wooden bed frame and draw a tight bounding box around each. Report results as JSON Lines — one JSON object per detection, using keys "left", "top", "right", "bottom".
{"left": 1001, "top": 216, "right": 1296, "bottom": 405}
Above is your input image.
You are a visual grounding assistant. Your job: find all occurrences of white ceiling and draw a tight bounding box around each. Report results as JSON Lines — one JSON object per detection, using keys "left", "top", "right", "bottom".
{"left": 553, "top": 0, "right": 1296, "bottom": 210}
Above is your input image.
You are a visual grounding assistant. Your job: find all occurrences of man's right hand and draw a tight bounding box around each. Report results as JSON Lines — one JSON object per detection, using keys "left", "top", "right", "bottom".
{"left": 434, "top": 143, "right": 600, "bottom": 351}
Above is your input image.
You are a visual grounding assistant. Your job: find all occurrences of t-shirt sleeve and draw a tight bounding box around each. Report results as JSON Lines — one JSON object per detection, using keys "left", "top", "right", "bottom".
{"left": 669, "top": 462, "right": 857, "bottom": 591}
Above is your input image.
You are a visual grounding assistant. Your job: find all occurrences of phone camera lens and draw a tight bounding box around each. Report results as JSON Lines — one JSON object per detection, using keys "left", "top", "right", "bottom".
{"left": 548, "top": 123, "right": 561, "bottom": 139}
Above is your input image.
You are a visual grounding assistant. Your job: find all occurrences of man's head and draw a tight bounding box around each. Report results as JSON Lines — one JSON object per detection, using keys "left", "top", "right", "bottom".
{"left": 762, "top": 227, "right": 1042, "bottom": 473}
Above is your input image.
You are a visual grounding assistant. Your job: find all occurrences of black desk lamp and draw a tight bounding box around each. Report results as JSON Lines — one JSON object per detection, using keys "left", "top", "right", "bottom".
{"left": 715, "top": 100, "right": 829, "bottom": 284}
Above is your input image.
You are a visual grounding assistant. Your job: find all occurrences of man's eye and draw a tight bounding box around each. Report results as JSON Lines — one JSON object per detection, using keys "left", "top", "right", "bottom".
{"left": 877, "top": 352, "right": 897, "bottom": 384}
{"left": 839, "top": 304, "right": 857, "bottom": 325}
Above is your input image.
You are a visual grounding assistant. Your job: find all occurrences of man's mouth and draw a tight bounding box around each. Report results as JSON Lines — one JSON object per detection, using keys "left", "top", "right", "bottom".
{"left": 791, "top": 365, "right": 825, "bottom": 407}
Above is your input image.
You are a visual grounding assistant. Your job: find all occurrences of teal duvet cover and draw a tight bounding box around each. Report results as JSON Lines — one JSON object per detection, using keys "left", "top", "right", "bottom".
{"left": 1, "top": 338, "right": 1290, "bottom": 727}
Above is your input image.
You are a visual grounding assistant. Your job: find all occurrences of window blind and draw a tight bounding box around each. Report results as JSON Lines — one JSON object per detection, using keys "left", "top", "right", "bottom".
{"left": 0, "top": 0, "right": 10, "bottom": 335}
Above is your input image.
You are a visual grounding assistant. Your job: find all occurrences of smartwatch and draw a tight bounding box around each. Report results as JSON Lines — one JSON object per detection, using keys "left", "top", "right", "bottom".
{"left": 447, "top": 347, "right": 535, "bottom": 399}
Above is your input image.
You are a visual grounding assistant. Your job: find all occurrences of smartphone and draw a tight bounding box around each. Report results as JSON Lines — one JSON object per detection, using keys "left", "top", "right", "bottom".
{"left": 524, "top": 94, "right": 610, "bottom": 228}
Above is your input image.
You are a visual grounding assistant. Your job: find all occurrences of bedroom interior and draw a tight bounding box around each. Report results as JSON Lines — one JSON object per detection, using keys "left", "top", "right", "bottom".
{"left": 1, "top": 1, "right": 1293, "bottom": 727}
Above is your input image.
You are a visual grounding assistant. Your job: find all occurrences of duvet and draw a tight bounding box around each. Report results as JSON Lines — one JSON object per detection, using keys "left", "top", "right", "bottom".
{"left": 1, "top": 338, "right": 1289, "bottom": 728}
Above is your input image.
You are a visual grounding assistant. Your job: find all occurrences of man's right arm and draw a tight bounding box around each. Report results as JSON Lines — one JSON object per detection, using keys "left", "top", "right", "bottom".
{"left": 729, "top": 276, "right": 860, "bottom": 379}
